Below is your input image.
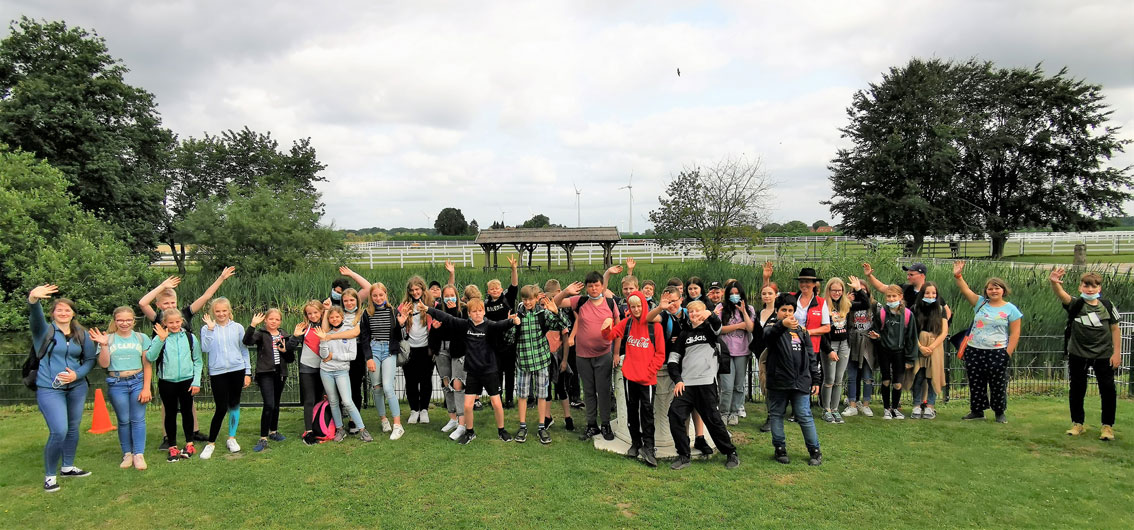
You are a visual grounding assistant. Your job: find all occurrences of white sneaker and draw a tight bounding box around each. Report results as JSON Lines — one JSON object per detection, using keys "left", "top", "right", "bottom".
{"left": 419, "top": 409, "right": 430, "bottom": 424}
{"left": 449, "top": 424, "right": 467, "bottom": 441}
{"left": 892, "top": 409, "right": 905, "bottom": 420}
{"left": 381, "top": 417, "right": 392, "bottom": 433}
{"left": 727, "top": 414, "right": 739, "bottom": 426}
{"left": 226, "top": 438, "right": 241, "bottom": 453}
{"left": 860, "top": 405, "right": 874, "bottom": 417}
{"left": 912, "top": 406, "right": 923, "bottom": 419}
{"left": 442, "top": 419, "right": 459, "bottom": 433}
{"left": 738, "top": 406, "right": 747, "bottom": 418}
{"left": 408, "top": 410, "right": 420, "bottom": 424}
{"left": 390, "top": 424, "right": 405, "bottom": 441}
{"left": 841, "top": 405, "right": 858, "bottom": 417}
{"left": 882, "top": 409, "right": 893, "bottom": 420}
{"left": 120, "top": 453, "right": 134, "bottom": 469}
{"left": 200, "top": 444, "right": 215, "bottom": 460}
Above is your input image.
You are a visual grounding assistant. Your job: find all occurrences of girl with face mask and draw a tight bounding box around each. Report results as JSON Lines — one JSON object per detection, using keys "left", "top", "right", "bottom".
{"left": 715, "top": 281, "right": 755, "bottom": 426}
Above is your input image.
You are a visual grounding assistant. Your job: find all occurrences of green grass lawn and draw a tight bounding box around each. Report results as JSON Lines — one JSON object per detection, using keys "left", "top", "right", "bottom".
{"left": 2, "top": 396, "right": 1132, "bottom": 528}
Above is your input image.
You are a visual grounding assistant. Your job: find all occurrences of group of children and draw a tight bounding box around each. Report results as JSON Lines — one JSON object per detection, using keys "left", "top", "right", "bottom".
{"left": 26, "top": 258, "right": 1121, "bottom": 492}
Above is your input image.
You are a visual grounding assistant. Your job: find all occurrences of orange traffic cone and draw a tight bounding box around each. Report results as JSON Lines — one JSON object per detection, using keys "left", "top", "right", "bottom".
{"left": 88, "top": 388, "right": 117, "bottom": 434}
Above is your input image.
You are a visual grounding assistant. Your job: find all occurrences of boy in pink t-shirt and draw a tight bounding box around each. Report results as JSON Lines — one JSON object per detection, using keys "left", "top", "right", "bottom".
{"left": 554, "top": 270, "right": 622, "bottom": 441}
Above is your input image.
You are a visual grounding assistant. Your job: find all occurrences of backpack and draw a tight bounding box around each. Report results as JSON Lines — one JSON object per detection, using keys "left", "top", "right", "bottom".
{"left": 877, "top": 306, "right": 913, "bottom": 348}
{"left": 21, "top": 324, "right": 57, "bottom": 390}
{"left": 156, "top": 332, "right": 196, "bottom": 377}
{"left": 575, "top": 295, "right": 621, "bottom": 322}
{"left": 1062, "top": 297, "right": 1119, "bottom": 356}
{"left": 311, "top": 398, "right": 337, "bottom": 441}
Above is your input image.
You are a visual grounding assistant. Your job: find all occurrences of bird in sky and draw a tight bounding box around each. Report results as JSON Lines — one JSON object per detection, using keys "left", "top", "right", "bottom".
{"left": 677, "top": 67, "right": 681, "bottom": 77}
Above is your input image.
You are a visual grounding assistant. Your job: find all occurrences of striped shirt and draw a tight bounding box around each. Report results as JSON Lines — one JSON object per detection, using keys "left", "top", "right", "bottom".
{"left": 369, "top": 306, "right": 394, "bottom": 342}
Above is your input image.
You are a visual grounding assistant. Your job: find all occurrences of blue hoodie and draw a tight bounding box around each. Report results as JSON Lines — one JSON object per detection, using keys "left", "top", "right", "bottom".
{"left": 200, "top": 321, "right": 251, "bottom": 376}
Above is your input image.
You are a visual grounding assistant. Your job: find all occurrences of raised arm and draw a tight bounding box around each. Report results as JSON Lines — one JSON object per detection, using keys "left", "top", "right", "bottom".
{"left": 340, "top": 266, "right": 373, "bottom": 301}
{"left": 138, "top": 276, "right": 180, "bottom": 321}
{"left": 508, "top": 255, "right": 519, "bottom": 287}
{"left": 190, "top": 266, "right": 236, "bottom": 315}
{"left": 555, "top": 282, "right": 583, "bottom": 308}
{"left": 445, "top": 259, "right": 456, "bottom": 287}
{"left": 952, "top": 261, "right": 980, "bottom": 307}
{"left": 1048, "top": 267, "right": 1073, "bottom": 305}
{"left": 602, "top": 265, "right": 623, "bottom": 291}
{"left": 861, "top": 262, "right": 891, "bottom": 293}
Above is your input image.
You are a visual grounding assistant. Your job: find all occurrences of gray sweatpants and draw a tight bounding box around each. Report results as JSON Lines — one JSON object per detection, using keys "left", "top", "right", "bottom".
{"left": 821, "top": 339, "right": 851, "bottom": 410}
{"left": 577, "top": 352, "right": 613, "bottom": 426}
{"left": 718, "top": 354, "right": 750, "bottom": 415}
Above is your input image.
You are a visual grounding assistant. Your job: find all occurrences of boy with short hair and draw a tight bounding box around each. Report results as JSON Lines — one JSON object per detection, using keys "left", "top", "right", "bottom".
{"left": 485, "top": 256, "right": 520, "bottom": 408}
{"left": 425, "top": 298, "right": 519, "bottom": 444}
{"left": 763, "top": 294, "right": 822, "bottom": 466}
{"left": 554, "top": 271, "right": 622, "bottom": 441}
{"left": 666, "top": 300, "right": 739, "bottom": 470}
{"left": 1050, "top": 268, "right": 1122, "bottom": 440}
{"left": 138, "top": 267, "right": 235, "bottom": 449}
{"left": 641, "top": 280, "right": 658, "bottom": 309}
{"left": 513, "top": 285, "right": 569, "bottom": 444}
{"left": 646, "top": 286, "right": 713, "bottom": 456}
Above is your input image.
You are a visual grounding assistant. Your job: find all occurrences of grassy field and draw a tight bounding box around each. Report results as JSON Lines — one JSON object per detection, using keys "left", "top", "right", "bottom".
{"left": 2, "top": 396, "right": 1132, "bottom": 528}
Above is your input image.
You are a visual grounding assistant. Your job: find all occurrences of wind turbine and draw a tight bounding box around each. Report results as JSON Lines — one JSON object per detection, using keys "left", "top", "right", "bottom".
{"left": 619, "top": 171, "right": 634, "bottom": 234}
{"left": 499, "top": 207, "right": 507, "bottom": 227}
{"left": 572, "top": 181, "right": 581, "bottom": 227}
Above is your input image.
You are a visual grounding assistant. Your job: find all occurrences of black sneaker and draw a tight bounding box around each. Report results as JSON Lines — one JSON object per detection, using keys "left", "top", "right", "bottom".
{"left": 515, "top": 426, "right": 528, "bottom": 443}
{"left": 473, "top": 400, "right": 484, "bottom": 411}
{"left": 642, "top": 447, "right": 657, "bottom": 467}
{"left": 570, "top": 400, "right": 584, "bottom": 409}
{"left": 44, "top": 479, "right": 60, "bottom": 492}
{"left": 774, "top": 446, "right": 790, "bottom": 464}
{"left": 60, "top": 467, "right": 91, "bottom": 478}
{"left": 193, "top": 431, "right": 208, "bottom": 442}
{"left": 725, "top": 452, "right": 740, "bottom": 469}
{"left": 498, "top": 429, "right": 513, "bottom": 442}
{"left": 600, "top": 423, "right": 615, "bottom": 441}
{"left": 158, "top": 436, "right": 171, "bottom": 451}
{"left": 564, "top": 417, "right": 575, "bottom": 431}
{"left": 302, "top": 431, "right": 318, "bottom": 446}
{"left": 579, "top": 425, "right": 601, "bottom": 441}
{"left": 545, "top": 417, "right": 555, "bottom": 429}
{"left": 693, "top": 436, "right": 714, "bottom": 457}
{"left": 537, "top": 428, "right": 552, "bottom": 445}
{"left": 527, "top": 397, "right": 536, "bottom": 407}
{"left": 348, "top": 421, "right": 359, "bottom": 434}
{"left": 458, "top": 431, "right": 477, "bottom": 445}
{"left": 962, "top": 412, "right": 985, "bottom": 420}
{"left": 808, "top": 449, "right": 823, "bottom": 466}
{"left": 759, "top": 418, "right": 772, "bottom": 433}
{"left": 995, "top": 413, "right": 1008, "bottom": 424}
{"left": 670, "top": 455, "right": 691, "bottom": 470}
{"left": 626, "top": 444, "right": 641, "bottom": 458}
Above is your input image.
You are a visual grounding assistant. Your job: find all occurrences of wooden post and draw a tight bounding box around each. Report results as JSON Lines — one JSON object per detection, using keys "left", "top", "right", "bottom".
{"left": 547, "top": 244, "right": 552, "bottom": 271}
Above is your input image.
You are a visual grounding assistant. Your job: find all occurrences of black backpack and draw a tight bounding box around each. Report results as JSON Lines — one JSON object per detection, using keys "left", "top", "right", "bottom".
{"left": 21, "top": 324, "right": 57, "bottom": 390}
{"left": 574, "top": 295, "right": 622, "bottom": 321}
{"left": 1063, "top": 297, "right": 1118, "bottom": 356}
{"left": 156, "top": 331, "right": 196, "bottom": 375}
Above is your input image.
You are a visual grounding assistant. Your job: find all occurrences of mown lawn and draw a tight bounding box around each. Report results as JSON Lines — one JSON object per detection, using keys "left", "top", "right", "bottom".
{"left": 2, "top": 396, "right": 1131, "bottom": 528}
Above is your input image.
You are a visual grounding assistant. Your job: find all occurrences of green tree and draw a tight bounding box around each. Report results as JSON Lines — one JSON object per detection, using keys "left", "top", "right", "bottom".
{"left": 468, "top": 219, "right": 479, "bottom": 234}
{"left": 434, "top": 207, "right": 469, "bottom": 235}
{"left": 0, "top": 17, "right": 175, "bottom": 256}
{"left": 163, "top": 127, "right": 327, "bottom": 273}
{"left": 0, "top": 144, "right": 155, "bottom": 330}
{"left": 760, "top": 222, "right": 783, "bottom": 234}
{"left": 178, "top": 185, "right": 344, "bottom": 275}
{"left": 521, "top": 214, "right": 551, "bottom": 228}
{"left": 648, "top": 156, "right": 772, "bottom": 261}
{"left": 828, "top": 58, "right": 1132, "bottom": 257}
{"left": 782, "top": 220, "right": 810, "bottom": 233}
{"left": 811, "top": 220, "right": 829, "bottom": 230}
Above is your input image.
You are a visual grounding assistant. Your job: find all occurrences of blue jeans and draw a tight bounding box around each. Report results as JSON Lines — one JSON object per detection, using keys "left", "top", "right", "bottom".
{"left": 369, "top": 341, "right": 400, "bottom": 418}
{"left": 107, "top": 373, "right": 147, "bottom": 455}
{"left": 846, "top": 359, "right": 875, "bottom": 403}
{"left": 37, "top": 380, "right": 88, "bottom": 476}
{"left": 767, "top": 388, "right": 820, "bottom": 451}
{"left": 321, "top": 369, "right": 364, "bottom": 429}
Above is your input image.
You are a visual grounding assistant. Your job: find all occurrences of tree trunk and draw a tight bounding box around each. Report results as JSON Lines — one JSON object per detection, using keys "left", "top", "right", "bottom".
{"left": 169, "top": 240, "right": 187, "bottom": 275}
{"left": 911, "top": 233, "right": 925, "bottom": 257}
{"left": 990, "top": 233, "right": 1008, "bottom": 259}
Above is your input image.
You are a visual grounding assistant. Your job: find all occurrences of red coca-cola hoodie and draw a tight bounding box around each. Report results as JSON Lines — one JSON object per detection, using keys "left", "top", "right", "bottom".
{"left": 601, "top": 291, "right": 666, "bottom": 386}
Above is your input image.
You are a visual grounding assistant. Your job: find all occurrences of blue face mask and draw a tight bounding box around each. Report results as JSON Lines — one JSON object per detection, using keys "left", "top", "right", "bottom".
{"left": 588, "top": 294, "right": 604, "bottom": 301}
{"left": 922, "top": 297, "right": 937, "bottom": 304}
{"left": 444, "top": 297, "right": 457, "bottom": 304}
{"left": 729, "top": 294, "right": 741, "bottom": 304}
{"left": 1081, "top": 292, "right": 1100, "bottom": 301}
{"left": 886, "top": 301, "right": 900, "bottom": 309}
{"left": 330, "top": 291, "right": 343, "bottom": 301}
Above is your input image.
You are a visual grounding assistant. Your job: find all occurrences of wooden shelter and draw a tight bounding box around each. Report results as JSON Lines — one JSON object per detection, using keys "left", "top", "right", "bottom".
{"left": 474, "top": 227, "right": 621, "bottom": 271}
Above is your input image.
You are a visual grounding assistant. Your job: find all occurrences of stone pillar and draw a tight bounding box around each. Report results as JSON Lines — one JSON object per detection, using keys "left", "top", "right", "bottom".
{"left": 593, "top": 365, "right": 715, "bottom": 459}
{"left": 1073, "top": 244, "right": 1087, "bottom": 266}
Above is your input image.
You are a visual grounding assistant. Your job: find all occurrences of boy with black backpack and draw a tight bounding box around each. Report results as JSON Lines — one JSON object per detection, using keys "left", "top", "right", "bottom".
{"left": 146, "top": 309, "right": 203, "bottom": 462}
{"left": 601, "top": 291, "right": 665, "bottom": 467}
{"left": 1050, "top": 269, "right": 1122, "bottom": 441}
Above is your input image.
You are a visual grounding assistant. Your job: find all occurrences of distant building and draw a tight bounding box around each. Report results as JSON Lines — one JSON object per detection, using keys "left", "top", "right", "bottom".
{"left": 815, "top": 226, "right": 835, "bottom": 233}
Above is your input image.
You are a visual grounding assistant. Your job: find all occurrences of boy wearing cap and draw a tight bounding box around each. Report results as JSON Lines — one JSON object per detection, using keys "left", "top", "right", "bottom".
{"left": 706, "top": 281, "right": 724, "bottom": 307}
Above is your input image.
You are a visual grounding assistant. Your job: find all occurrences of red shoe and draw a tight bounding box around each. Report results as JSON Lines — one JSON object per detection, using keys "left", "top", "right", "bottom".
{"left": 182, "top": 442, "right": 196, "bottom": 459}
{"left": 167, "top": 446, "right": 181, "bottom": 462}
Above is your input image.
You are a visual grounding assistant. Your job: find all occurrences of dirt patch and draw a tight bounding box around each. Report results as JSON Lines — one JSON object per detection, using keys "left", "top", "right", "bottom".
{"left": 616, "top": 501, "right": 636, "bottom": 519}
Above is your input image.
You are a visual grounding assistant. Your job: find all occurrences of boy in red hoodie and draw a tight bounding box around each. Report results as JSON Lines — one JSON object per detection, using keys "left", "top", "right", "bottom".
{"left": 602, "top": 291, "right": 666, "bottom": 467}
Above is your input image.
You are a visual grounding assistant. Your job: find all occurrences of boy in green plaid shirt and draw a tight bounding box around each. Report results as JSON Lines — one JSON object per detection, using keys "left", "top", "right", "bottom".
{"left": 514, "top": 285, "right": 569, "bottom": 444}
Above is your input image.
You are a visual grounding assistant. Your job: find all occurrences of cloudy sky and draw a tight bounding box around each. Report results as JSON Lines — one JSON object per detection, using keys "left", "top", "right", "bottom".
{"left": 6, "top": 0, "right": 1133, "bottom": 231}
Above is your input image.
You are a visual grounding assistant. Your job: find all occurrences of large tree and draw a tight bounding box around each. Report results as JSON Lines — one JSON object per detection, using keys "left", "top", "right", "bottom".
{"left": 434, "top": 207, "right": 469, "bottom": 235}
{"left": 521, "top": 214, "right": 551, "bottom": 228}
{"left": 0, "top": 17, "right": 175, "bottom": 255}
{"left": 163, "top": 127, "right": 326, "bottom": 273}
{"left": 648, "top": 156, "right": 772, "bottom": 261}
{"left": 828, "top": 58, "right": 1132, "bottom": 257}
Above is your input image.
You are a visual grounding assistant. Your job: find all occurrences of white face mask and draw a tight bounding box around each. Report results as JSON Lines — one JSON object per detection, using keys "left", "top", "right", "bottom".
{"left": 886, "top": 301, "right": 900, "bottom": 309}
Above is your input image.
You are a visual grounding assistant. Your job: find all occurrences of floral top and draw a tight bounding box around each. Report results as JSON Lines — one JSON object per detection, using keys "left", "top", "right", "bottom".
{"left": 968, "top": 295, "right": 1023, "bottom": 350}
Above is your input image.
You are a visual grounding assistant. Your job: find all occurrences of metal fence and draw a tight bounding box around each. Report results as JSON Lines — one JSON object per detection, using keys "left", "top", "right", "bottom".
{"left": 3, "top": 313, "right": 1133, "bottom": 408}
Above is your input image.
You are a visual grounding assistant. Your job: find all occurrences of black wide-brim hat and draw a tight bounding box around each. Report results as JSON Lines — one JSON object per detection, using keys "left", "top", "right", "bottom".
{"left": 794, "top": 267, "right": 823, "bottom": 281}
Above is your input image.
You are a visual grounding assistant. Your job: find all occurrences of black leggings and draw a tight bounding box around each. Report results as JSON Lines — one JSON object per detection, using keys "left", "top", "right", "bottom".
{"left": 555, "top": 346, "right": 581, "bottom": 401}
{"left": 404, "top": 347, "right": 434, "bottom": 411}
{"left": 208, "top": 370, "right": 245, "bottom": 442}
{"left": 498, "top": 346, "right": 517, "bottom": 401}
{"left": 878, "top": 348, "right": 905, "bottom": 409}
{"left": 300, "top": 370, "right": 323, "bottom": 432}
{"left": 349, "top": 358, "right": 365, "bottom": 414}
{"left": 1069, "top": 355, "right": 1116, "bottom": 426}
{"left": 158, "top": 379, "right": 195, "bottom": 447}
{"left": 256, "top": 370, "right": 285, "bottom": 437}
